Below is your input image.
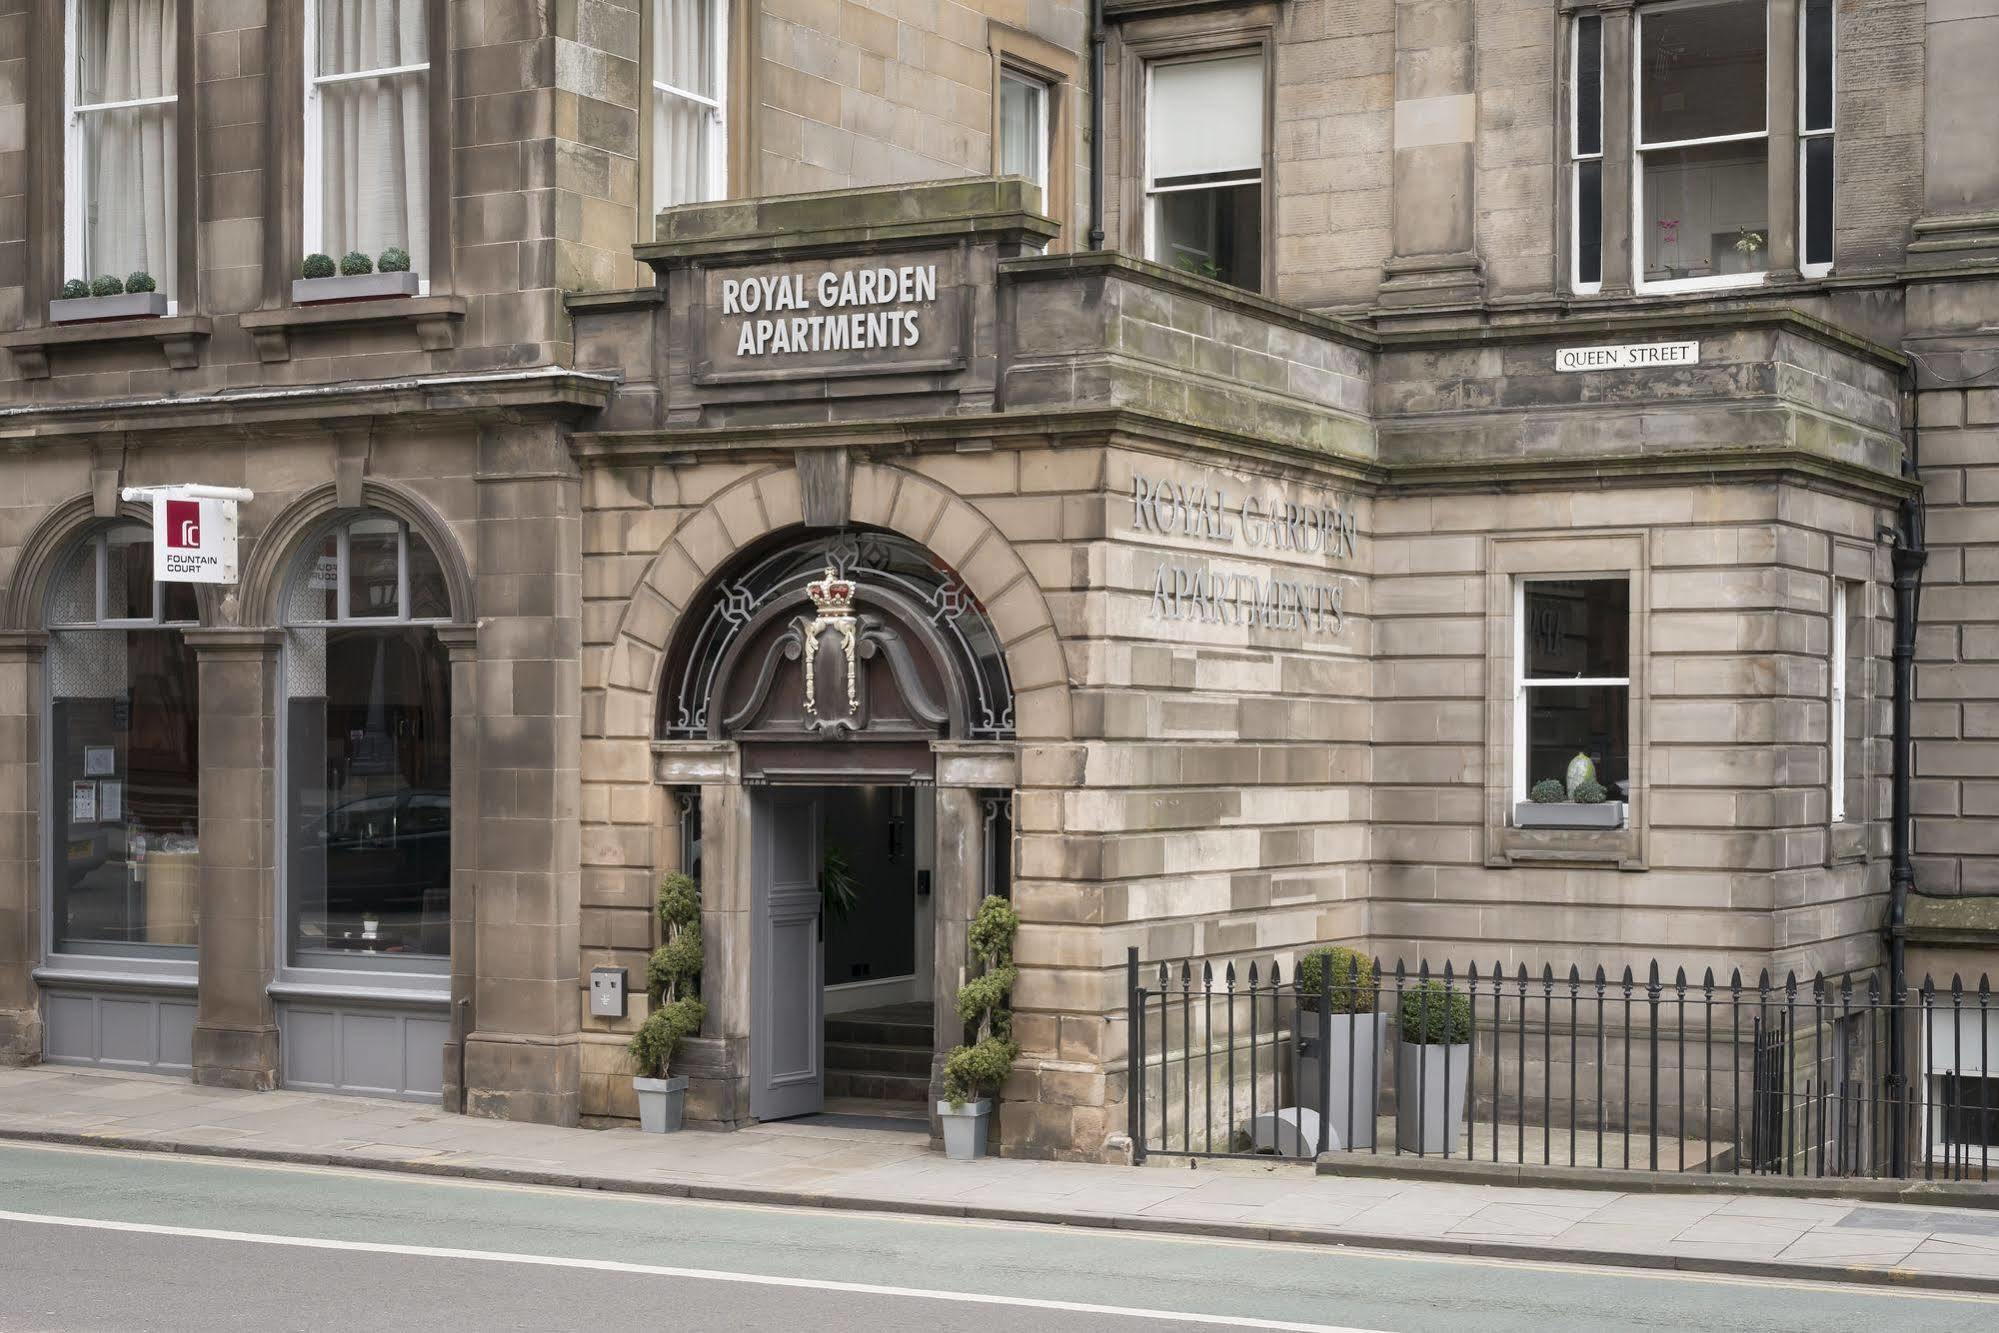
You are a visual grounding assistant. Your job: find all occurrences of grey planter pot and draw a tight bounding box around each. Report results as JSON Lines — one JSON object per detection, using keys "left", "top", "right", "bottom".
{"left": 293, "top": 271, "right": 421, "bottom": 304}
{"left": 633, "top": 1074, "right": 687, "bottom": 1133}
{"left": 937, "top": 1098, "right": 992, "bottom": 1160}
{"left": 1395, "top": 1041, "right": 1471, "bottom": 1155}
{"left": 1296, "top": 1008, "right": 1386, "bottom": 1149}
{"left": 49, "top": 292, "right": 168, "bottom": 323}
{"left": 1514, "top": 800, "right": 1625, "bottom": 829}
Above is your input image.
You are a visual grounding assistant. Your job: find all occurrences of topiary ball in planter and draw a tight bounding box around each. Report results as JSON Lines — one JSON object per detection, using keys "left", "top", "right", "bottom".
{"left": 62, "top": 278, "right": 90, "bottom": 300}
{"left": 378, "top": 247, "right": 411, "bottom": 273}
{"left": 90, "top": 274, "right": 124, "bottom": 298}
{"left": 1529, "top": 778, "right": 1567, "bottom": 804}
{"left": 1398, "top": 980, "right": 1473, "bottom": 1046}
{"left": 339, "top": 251, "right": 373, "bottom": 277}
{"left": 302, "top": 252, "right": 337, "bottom": 279}
{"left": 124, "top": 271, "right": 157, "bottom": 294}
{"left": 1573, "top": 779, "right": 1608, "bottom": 804}
{"left": 1298, "top": 944, "right": 1377, "bottom": 1013}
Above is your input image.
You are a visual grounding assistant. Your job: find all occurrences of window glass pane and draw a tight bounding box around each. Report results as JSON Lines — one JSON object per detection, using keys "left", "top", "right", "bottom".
{"left": 160, "top": 580, "right": 199, "bottom": 625}
{"left": 1154, "top": 183, "right": 1261, "bottom": 290}
{"left": 1803, "top": 135, "right": 1834, "bottom": 268}
{"left": 1525, "top": 580, "right": 1628, "bottom": 680}
{"left": 406, "top": 530, "right": 451, "bottom": 621}
{"left": 346, "top": 517, "right": 402, "bottom": 619}
{"left": 1149, "top": 55, "right": 1263, "bottom": 184}
{"left": 999, "top": 73, "right": 1046, "bottom": 190}
{"left": 319, "top": 71, "right": 430, "bottom": 271}
{"left": 317, "top": 0, "right": 428, "bottom": 77}
{"left": 1577, "top": 159, "right": 1603, "bottom": 286}
{"left": 287, "top": 626, "right": 452, "bottom": 968}
{"left": 288, "top": 531, "right": 341, "bottom": 624}
{"left": 1642, "top": 139, "right": 1770, "bottom": 279}
{"left": 50, "top": 627, "right": 199, "bottom": 956}
{"left": 104, "top": 524, "right": 154, "bottom": 621}
{"left": 655, "top": 0, "right": 715, "bottom": 98}
{"left": 1575, "top": 15, "right": 1602, "bottom": 157}
{"left": 653, "top": 91, "right": 712, "bottom": 209}
{"left": 78, "top": 103, "right": 177, "bottom": 293}
{"left": 47, "top": 540, "right": 99, "bottom": 626}
{"left": 1527, "top": 685, "right": 1630, "bottom": 798}
{"left": 1803, "top": 0, "right": 1833, "bottom": 132}
{"left": 1639, "top": 0, "right": 1766, "bottom": 144}
{"left": 77, "top": 0, "right": 177, "bottom": 104}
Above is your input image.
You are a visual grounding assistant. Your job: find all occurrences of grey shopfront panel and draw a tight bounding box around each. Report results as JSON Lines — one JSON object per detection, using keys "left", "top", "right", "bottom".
{"left": 277, "top": 1000, "right": 447, "bottom": 1102}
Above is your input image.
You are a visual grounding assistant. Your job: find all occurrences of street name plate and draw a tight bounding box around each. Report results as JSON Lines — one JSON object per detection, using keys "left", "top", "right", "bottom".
{"left": 1555, "top": 340, "right": 1700, "bottom": 372}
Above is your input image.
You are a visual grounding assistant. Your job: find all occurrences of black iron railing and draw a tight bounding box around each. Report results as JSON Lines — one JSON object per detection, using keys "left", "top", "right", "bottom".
{"left": 1124, "top": 948, "right": 1995, "bottom": 1181}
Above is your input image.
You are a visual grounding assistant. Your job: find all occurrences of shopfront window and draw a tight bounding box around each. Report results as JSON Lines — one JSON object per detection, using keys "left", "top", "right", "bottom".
{"left": 1516, "top": 579, "right": 1631, "bottom": 808}
{"left": 46, "top": 523, "right": 200, "bottom": 957}
{"left": 283, "top": 513, "right": 451, "bottom": 974}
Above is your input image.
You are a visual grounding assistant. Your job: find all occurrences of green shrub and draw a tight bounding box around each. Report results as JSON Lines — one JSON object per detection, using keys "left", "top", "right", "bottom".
{"left": 378, "top": 246, "right": 411, "bottom": 273}
{"left": 943, "top": 895, "right": 1020, "bottom": 1107}
{"left": 339, "top": 251, "right": 373, "bottom": 276}
{"left": 1573, "top": 779, "right": 1608, "bottom": 804}
{"left": 90, "top": 274, "right": 124, "bottom": 298}
{"left": 61, "top": 278, "right": 90, "bottom": 300}
{"left": 647, "top": 932, "right": 703, "bottom": 997}
{"left": 1529, "top": 778, "right": 1567, "bottom": 804}
{"left": 302, "top": 253, "right": 337, "bottom": 279}
{"left": 627, "top": 996, "right": 706, "bottom": 1079}
{"left": 1296, "top": 946, "right": 1377, "bottom": 1013}
{"left": 627, "top": 869, "right": 704, "bottom": 1081}
{"left": 124, "top": 271, "right": 157, "bottom": 294}
{"left": 656, "top": 872, "right": 699, "bottom": 929}
{"left": 1398, "top": 981, "right": 1472, "bottom": 1046}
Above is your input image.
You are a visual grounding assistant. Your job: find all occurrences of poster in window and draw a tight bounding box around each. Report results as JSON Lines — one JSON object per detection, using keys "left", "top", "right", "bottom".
{"left": 84, "top": 746, "right": 116, "bottom": 777}
{"left": 70, "top": 781, "right": 98, "bottom": 824}
{"left": 100, "top": 781, "right": 122, "bottom": 823}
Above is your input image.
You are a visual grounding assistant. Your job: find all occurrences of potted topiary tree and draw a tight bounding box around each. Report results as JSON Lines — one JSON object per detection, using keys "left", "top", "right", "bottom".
{"left": 939, "top": 895, "right": 1019, "bottom": 1160}
{"left": 50, "top": 271, "right": 166, "bottom": 323}
{"left": 293, "top": 247, "right": 420, "bottom": 304}
{"left": 1514, "top": 750, "right": 1626, "bottom": 829}
{"left": 628, "top": 871, "right": 705, "bottom": 1133}
{"left": 1394, "top": 978, "right": 1473, "bottom": 1155}
{"left": 1295, "top": 945, "right": 1383, "bottom": 1149}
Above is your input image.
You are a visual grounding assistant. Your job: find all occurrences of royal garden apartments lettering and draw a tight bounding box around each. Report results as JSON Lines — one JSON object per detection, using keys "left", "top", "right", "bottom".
{"left": 722, "top": 264, "right": 940, "bottom": 356}
{"left": 1132, "top": 473, "right": 1360, "bottom": 636}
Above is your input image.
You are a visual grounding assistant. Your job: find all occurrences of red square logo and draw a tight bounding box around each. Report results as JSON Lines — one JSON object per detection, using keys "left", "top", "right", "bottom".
{"left": 165, "top": 500, "right": 201, "bottom": 550}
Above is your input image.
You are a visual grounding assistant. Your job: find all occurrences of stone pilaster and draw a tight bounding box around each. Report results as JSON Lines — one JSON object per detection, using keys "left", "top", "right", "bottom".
{"left": 184, "top": 628, "right": 283, "bottom": 1090}
{"left": 0, "top": 632, "right": 47, "bottom": 1065}
{"left": 1911, "top": 0, "right": 1999, "bottom": 265}
{"left": 1378, "top": 0, "right": 1485, "bottom": 311}
{"left": 1764, "top": 0, "right": 1802, "bottom": 283}
{"left": 436, "top": 623, "right": 479, "bottom": 1114}
{"left": 463, "top": 423, "right": 585, "bottom": 1126}
{"left": 928, "top": 783, "right": 987, "bottom": 1125}
{"left": 1598, "top": 2, "right": 1635, "bottom": 295}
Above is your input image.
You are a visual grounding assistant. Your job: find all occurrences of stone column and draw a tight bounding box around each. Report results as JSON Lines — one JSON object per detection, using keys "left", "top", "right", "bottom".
{"left": 1763, "top": 0, "right": 1802, "bottom": 282}
{"left": 652, "top": 741, "right": 746, "bottom": 1125}
{"left": 436, "top": 624, "right": 479, "bottom": 1114}
{"left": 1911, "top": 0, "right": 1999, "bottom": 264}
{"left": 0, "top": 632, "right": 47, "bottom": 1065}
{"left": 1378, "top": 0, "right": 1485, "bottom": 311}
{"left": 185, "top": 628, "right": 283, "bottom": 1090}
{"left": 928, "top": 783, "right": 985, "bottom": 1119}
{"left": 1598, "top": 2, "right": 1636, "bottom": 295}
{"left": 463, "top": 424, "right": 584, "bottom": 1125}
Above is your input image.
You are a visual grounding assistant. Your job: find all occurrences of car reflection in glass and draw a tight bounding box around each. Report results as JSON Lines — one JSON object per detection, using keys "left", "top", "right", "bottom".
{"left": 306, "top": 788, "right": 451, "bottom": 956}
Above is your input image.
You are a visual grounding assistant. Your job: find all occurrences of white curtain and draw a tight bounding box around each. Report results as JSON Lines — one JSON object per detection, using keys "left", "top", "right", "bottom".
{"left": 318, "top": 0, "right": 428, "bottom": 273}
{"left": 654, "top": 0, "right": 718, "bottom": 209}
{"left": 77, "top": 0, "right": 177, "bottom": 291}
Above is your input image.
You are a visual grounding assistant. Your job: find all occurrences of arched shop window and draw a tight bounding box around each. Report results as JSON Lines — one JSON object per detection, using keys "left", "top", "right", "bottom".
{"left": 45, "top": 523, "right": 201, "bottom": 958}
{"left": 281, "top": 513, "right": 452, "bottom": 975}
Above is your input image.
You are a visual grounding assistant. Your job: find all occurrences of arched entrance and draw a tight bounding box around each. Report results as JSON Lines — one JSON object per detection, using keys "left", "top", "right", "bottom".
{"left": 655, "top": 527, "right": 1016, "bottom": 1127}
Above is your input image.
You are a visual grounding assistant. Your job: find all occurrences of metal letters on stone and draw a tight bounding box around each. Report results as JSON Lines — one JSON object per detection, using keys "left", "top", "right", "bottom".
{"left": 697, "top": 251, "right": 967, "bottom": 383}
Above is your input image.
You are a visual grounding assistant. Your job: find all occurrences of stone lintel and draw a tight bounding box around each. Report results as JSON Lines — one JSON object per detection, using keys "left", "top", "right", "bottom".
{"left": 932, "top": 741, "right": 1019, "bottom": 789}
{"left": 652, "top": 740, "right": 741, "bottom": 785}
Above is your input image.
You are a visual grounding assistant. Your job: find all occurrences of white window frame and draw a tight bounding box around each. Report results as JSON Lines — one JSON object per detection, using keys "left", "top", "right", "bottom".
{"left": 998, "top": 68, "right": 1050, "bottom": 201}
{"left": 302, "top": 0, "right": 432, "bottom": 291}
{"left": 652, "top": 0, "right": 730, "bottom": 209}
{"left": 1829, "top": 579, "right": 1848, "bottom": 823}
{"left": 1798, "top": 0, "right": 1834, "bottom": 279}
{"left": 1632, "top": 0, "right": 1773, "bottom": 296}
{"left": 1141, "top": 52, "right": 1264, "bottom": 274}
{"left": 63, "top": 0, "right": 180, "bottom": 311}
{"left": 1512, "top": 576, "right": 1632, "bottom": 807}
{"left": 1571, "top": 15, "right": 1604, "bottom": 295}
{"left": 1923, "top": 1006, "right": 1998, "bottom": 1168}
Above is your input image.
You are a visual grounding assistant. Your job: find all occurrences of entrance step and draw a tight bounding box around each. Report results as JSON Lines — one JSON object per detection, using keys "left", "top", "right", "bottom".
{"left": 824, "top": 1002, "right": 933, "bottom": 1050}
{"left": 825, "top": 1040, "right": 932, "bottom": 1077}
{"left": 824, "top": 1069, "right": 932, "bottom": 1103}
{"left": 825, "top": 1002, "right": 934, "bottom": 1105}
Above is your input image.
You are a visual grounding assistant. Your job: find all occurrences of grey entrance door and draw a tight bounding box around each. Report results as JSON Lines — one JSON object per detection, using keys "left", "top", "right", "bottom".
{"left": 752, "top": 790, "right": 825, "bottom": 1121}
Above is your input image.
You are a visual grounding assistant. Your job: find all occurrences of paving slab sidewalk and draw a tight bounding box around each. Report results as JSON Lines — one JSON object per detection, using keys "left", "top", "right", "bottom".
{"left": 4, "top": 1065, "right": 1998, "bottom": 1295}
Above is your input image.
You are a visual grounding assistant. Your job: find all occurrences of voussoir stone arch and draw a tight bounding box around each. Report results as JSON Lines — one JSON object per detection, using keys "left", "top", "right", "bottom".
{"left": 596, "top": 459, "right": 1073, "bottom": 744}
{"left": 236, "top": 479, "right": 475, "bottom": 628}
{"left": 3, "top": 494, "right": 226, "bottom": 631}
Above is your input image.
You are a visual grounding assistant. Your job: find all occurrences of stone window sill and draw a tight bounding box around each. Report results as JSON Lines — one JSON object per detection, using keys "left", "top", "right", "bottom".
{"left": 237, "top": 294, "right": 466, "bottom": 363}
{"left": 0, "top": 315, "right": 210, "bottom": 379}
{"left": 1492, "top": 823, "right": 1643, "bottom": 871}
{"left": 1828, "top": 820, "right": 1869, "bottom": 866}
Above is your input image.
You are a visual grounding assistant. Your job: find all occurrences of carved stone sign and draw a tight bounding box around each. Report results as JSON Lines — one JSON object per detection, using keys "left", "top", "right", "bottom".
{"left": 698, "top": 250, "right": 967, "bottom": 383}
{"left": 1131, "top": 472, "right": 1361, "bottom": 637}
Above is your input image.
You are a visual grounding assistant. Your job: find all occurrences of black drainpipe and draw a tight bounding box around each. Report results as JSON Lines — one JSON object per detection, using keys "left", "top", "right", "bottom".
{"left": 1087, "top": 0, "right": 1106, "bottom": 251}
{"left": 1887, "top": 359, "right": 1927, "bottom": 1176}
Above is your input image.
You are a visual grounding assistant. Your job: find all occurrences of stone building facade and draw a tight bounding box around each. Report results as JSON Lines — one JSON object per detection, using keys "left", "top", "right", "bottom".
{"left": 0, "top": 0, "right": 1991, "bottom": 1160}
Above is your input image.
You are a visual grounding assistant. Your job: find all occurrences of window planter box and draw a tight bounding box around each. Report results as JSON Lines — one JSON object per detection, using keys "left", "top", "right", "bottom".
{"left": 49, "top": 292, "right": 169, "bottom": 324}
{"left": 1514, "top": 800, "right": 1625, "bottom": 830}
{"left": 292, "top": 272, "right": 421, "bottom": 305}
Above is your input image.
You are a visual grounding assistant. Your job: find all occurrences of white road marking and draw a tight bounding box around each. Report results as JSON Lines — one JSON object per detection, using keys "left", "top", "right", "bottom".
{"left": 0, "top": 1208, "right": 1386, "bottom": 1333}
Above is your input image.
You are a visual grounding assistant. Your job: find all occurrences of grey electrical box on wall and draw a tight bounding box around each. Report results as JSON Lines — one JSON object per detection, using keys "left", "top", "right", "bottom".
{"left": 589, "top": 967, "right": 627, "bottom": 1018}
